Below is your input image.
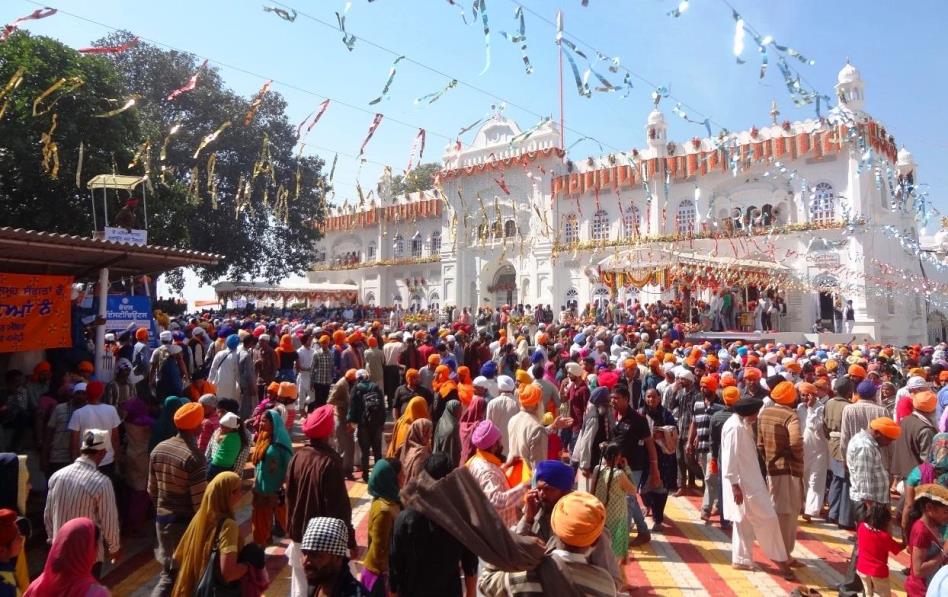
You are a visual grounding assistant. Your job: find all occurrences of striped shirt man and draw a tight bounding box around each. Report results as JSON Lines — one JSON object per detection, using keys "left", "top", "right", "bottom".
{"left": 148, "top": 434, "right": 207, "bottom": 519}
{"left": 45, "top": 455, "right": 120, "bottom": 559}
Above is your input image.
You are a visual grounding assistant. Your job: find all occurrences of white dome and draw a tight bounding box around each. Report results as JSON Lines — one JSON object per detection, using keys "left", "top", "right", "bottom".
{"left": 647, "top": 109, "right": 666, "bottom": 126}
{"left": 897, "top": 146, "right": 915, "bottom": 166}
{"left": 837, "top": 61, "right": 861, "bottom": 85}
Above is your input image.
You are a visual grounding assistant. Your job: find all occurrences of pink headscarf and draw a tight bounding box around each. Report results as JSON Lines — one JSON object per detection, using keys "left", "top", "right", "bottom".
{"left": 459, "top": 396, "right": 487, "bottom": 465}
{"left": 24, "top": 517, "right": 98, "bottom": 597}
{"left": 543, "top": 361, "right": 558, "bottom": 385}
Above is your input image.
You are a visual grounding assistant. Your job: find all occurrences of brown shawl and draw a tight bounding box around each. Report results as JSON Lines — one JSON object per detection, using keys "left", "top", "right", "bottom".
{"left": 399, "top": 419, "right": 433, "bottom": 483}
{"left": 400, "top": 466, "right": 583, "bottom": 597}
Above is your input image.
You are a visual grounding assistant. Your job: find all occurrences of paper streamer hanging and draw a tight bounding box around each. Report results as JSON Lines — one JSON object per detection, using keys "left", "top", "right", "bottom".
{"left": 93, "top": 96, "right": 138, "bottom": 118}
{"left": 159, "top": 123, "right": 182, "bottom": 161}
{"left": 75, "top": 141, "right": 83, "bottom": 188}
{"left": 499, "top": 5, "right": 532, "bottom": 74}
{"left": 405, "top": 128, "right": 426, "bottom": 172}
{"left": 77, "top": 37, "right": 139, "bottom": 54}
{"left": 667, "top": 0, "right": 689, "bottom": 17}
{"left": 556, "top": 11, "right": 591, "bottom": 98}
{"left": 335, "top": 2, "right": 357, "bottom": 51}
{"left": 32, "top": 77, "right": 84, "bottom": 117}
{"left": 166, "top": 59, "right": 208, "bottom": 101}
{"left": 369, "top": 56, "right": 405, "bottom": 105}
{"left": 414, "top": 79, "right": 458, "bottom": 105}
{"left": 40, "top": 113, "right": 59, "bottom": 179}
{"left": 206, "top": 153, "right": 219, "bottom": 208}
{"left": 1, "top": 7, "right": 57, "bottom": 42}
{"left": 296, "top": 99, "right": 330, "bottom": 140}
{"left": 193, "top": 121, "right": 231, "bottom": 159}
{"left": 732, "top": 11, "right": 745, "bottom": 64}
{"left": 127, "top": 140, "right": 150, "bottom": 169}
{"left": 328, "top": 153, "right": 338, "bottom": 182}
{"left": 358, "top": 113, "right": 384, "bottom": 156}
{"left": 671, "top": 103, "right": 712, "bottom": 137}
{"left": 263, "top": 6, "right": 297, "bottom": 21}
{"left": 0, "top": 67, "right": 25, "bottom": 120}
{"left": 475, "top": 0, "right": 491, "bottom": 75}
{"left": 243, "top": 80, "right": 272, "bottom": 126}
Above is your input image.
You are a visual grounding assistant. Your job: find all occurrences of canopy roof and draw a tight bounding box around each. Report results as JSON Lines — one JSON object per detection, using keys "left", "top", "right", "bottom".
{"left": 0, "top": 227, "right": 221, "bottom": 280}
{"left": 214, "top": 282, "right": 358, "bottom": 295}
{"left": 597, "top": 247, "right": 791, "bottom": 272}
{"left": 86, "top": 174, "right": 148, "bottom": 190}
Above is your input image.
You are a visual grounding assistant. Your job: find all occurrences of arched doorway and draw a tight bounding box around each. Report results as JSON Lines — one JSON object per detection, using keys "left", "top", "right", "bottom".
{"left": 812, "top": 273, "right": 839, "bottom": 331}
{"left": 489, "top": 263, "right": 517, "bottom": 307}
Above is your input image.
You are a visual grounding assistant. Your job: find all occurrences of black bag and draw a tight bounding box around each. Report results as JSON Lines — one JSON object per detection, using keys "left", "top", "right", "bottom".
{"left": 194, "top": 518, "right": 242, "bottom": 597}
{"left": 132, "top": 346, "right": 148, "bottom": 377}
{"left": 362, "top": 385, "right": 385, "bottom": 425}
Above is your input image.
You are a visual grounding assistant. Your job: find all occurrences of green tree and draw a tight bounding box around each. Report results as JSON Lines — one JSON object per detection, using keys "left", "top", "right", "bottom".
{"left": 391, "top": 162, "right": 440, "bottom": 196}
{"left": 0, "top": 31, "right": 328, "bottom": 288}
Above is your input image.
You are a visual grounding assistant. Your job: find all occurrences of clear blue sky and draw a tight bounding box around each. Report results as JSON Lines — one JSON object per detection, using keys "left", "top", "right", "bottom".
{"left": 11, "top": 0, "right": 948, "bottom": 300}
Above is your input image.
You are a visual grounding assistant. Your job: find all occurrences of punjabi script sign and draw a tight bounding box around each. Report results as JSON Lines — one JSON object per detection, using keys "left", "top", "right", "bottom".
{"left": 0, "top": 273, "right": 73, "bottom": 353}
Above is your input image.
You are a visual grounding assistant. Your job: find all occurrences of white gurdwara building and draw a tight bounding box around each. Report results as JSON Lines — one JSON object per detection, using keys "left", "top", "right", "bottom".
{"left": 310, "top": 61, "right": 938, "bottom": 345}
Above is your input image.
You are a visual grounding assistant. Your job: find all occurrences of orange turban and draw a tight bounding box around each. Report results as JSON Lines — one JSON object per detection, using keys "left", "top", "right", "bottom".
{"left": 266, "top": 381, "right": 280, "bottom": 395}
{"left": 746, "top": 354, "right": 760, "bottom": 367}
{"left": 635, "top": 354, "right": 647, "bottom": 364}
{"left": 135, "top": 327, "right": 149, "bottom": 341}
{"left": 173, "top": 402, "right": 204, "bottom": 431}
{"left": 623, "top": 358, "right": 636, "bottom": 370}
{"left": 537, "top": 333, "right": 549, "bottom": 345}
{"left": 796, "top": 382, "right": 818, "bottom": 396}
{"left": 722, "top": 386, "right": 740, "bottom": 406}
{"left": 345, "top": 369, "right": 357, "bottom": 383}
{"left": 785, "top": 361, "right": 802, "bottom": 374}
{"left": 428, "top": 354, "right": 441, "bottom": 366}
{"left": 550, "top": 491, "right": 605, "bottom": 548}
{"left": 814, "top": 379, "right": 831, "bottom": 394}
{"left": 406, "top": 368, "right": 420, "bottom": 384}
{"left": 367, "top": 336, "right": 378, "bottom": 348}
{"left": 721, "top": 375, "right": 737, "bottom": 388}
{"left": 826, "top": 359, "right": 839, "bottom": 372}
{"left": 77, "top": 361, "right": 94, "bottom": 374}
{"left": 869, "top": 417, "right": 901, "bottom": 440}
{"left": 771, "top": 381, "right": 797, "bottom": 406}
{"left": 913, "top": 390, "right": 937, "bottom": 413}
{"left": 743, "top": 368, "right": 761, "bottom": 382}
{"left": 318, "top": 335, "right": 330, "bottom": 345}
{"left": 278, "top": 381, "right": 298, "bottom": 400}
{"left": 848, "top": 364, "right": 867, "bottom": 379}
{"left": 664, "top": 354, "right": 676, "bottom": 363}
{"left": 909, "top": 367, "right": 926, "bottom": 378}
{"left": 700, "top": 376, "right": 718, "bottom": 393}
{"left": 33, "top": 361, "right": 51, "bottom": 375}
{"left": 519, "top": 384, "right": 542, "bottom": 408}
{"left": 332, "top": 330, "right": 346, "bottom": 346}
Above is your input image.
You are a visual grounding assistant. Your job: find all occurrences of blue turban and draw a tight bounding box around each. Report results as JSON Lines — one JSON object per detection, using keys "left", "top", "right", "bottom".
{"left": 574, "top": 333, "right": 586, "bottom": 346}
{"left": 534, "top": 460, "right": 575, "bottom": 492}
{"left": 530, "top": 351, "right": 545, "bottom": 364}
{"left": 480, "top": 361, "right": 498, "bottom": 379}
{"left": 736, "top": 346, "right": 748, "bottom": 356}
{"left": 444, "top": 357, "right": 457, "bottom": 372}
{"left": 590, "top": 386, "right": 610, "bottom": 407}
{"left": 226, "top": 334, "right": 240, "bottom": 350}
{"left": 856, "top": 380, "right": 877, "bottom": 400}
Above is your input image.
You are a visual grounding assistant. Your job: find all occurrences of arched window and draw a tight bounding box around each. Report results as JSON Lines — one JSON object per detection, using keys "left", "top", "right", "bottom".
{"left": 430, "top": 231, "right": 441, "bottom": 254}
{"left": 410, "top": 232, "right": 423, "bottom": 257}
{"left": 676, "top": 199, "right": 697, "bottom": 235}
{"left": 563, "top": 214, "right": 579, "bottom": 244}
{"left": 367, "top": 241, "right": 376, "bottom": 260}
{"left": 477, "top": 224, "right": 488, "bottom": 240}
{"left": 393, "top": 234, "right": 404, "bottom": 258}
{"left": 622, "top": 205, "right": 640, "bottom": 239}
{"left": 429, "top": 292, "right": 440, "bottom": 311}
{"left": 760, "top": 204, "right": 774, "bottom": 227}
{"left": 744, "top": 205, "right": 759, "bottom": 228}
{"left": 810, "top": 182, "right": 835, "bottom": 224}
{"left": 491, "top": 220, "right": 502, "bottom": 238}
{"left": 504, "top": 219, "right": 517, "bottom": 238}
{"left": 565, "top": 288, "right": 579, "bottom": 308}
{"left": 409, "top": 293, "right": 422, "bottom": 311}
{"left": 730, "top": 207, "right": 743, "bottom": 230}
{"left": 364, "top": 291, "right": 376, "bottom": 306}
{"left": 591, "top": 209, "right": 610, "bottom": 241}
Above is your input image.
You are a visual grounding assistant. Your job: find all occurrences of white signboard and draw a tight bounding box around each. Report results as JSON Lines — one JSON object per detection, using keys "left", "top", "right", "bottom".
{"left": 103, "top": 227, "right": 148, "bottom": 246}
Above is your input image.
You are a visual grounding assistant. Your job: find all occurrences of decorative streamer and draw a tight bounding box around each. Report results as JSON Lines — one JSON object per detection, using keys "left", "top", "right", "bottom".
{"left": 405, "top": 128, "right": 426, "bottom": 172}
{"left": 40, "top": 113, "right": 59, "bottom": 179}
{"left": 77, "top": 37, "right": 139, "bottom": 54}
{"left": 566, "top": 136, "right": 604, "bottom": 153}
{"left": 499, "top": 5, "right": 532, "bottom": 74}
{"left": 556, "top": 11, "right": 591, "bottom": 97}
{"left": 32, "top": 77, "right": 84, "bottom": 117}
{"left": 187, "top": 166, "right": 200, "bottom": 203}
{"left": 166, "top": 59, "right": 208, "bottom": 101}
{"left": 192, "top": 121, "right": 232, "bottom": 159}
{"left": 494, "top": 174, "right": 510, "bottom": 195}
{"left": 93, "top": 96, "right": 138, "bottom": 118}
{"left": 668, "top": 0, "right": 689, "bottom": 17}
{"left": 507, "top": 117, "right": 551, "bottom": 147}
{"left": 475, "top": 0, "right": 491, "bottom": 75}
{"left": 358, "top": 113, "right": 384, "bottom": 156}
{"left": 369, "top": 56, "right": 405, "bottom": 105}
{"left": 262, "top": 6, "right": 297, "bottom": 21}
{"left": 243, "top": 80, "right": 272, "bottom": 126}
{"left": 207, "top": 153, "right": 219, "bottom": 209}
{"left": 670, "top": 103, "right": 712, "bottom": 137}
{"left": 296, "top": 98, "right": 330, "bottom": 140}
{"left": 159, "top": 123, "right": 182, "bottom": 161}
{"left": 414, "top": 79, "right": 458, "bottom": 105}
{"left": 251, "top": 133, "right": 276, "bottom": 185}
{"left": 335, "top": 2, "right": 357, "bottom": 51}
{"left": 328, "top": 153, "right": 338, "bottom": 181}
{"left": 732, "top": 11, "right": 745, "bottom": 63}
{"left": 127, "top": 140, "right": 150, "bottom": 169}
{"left": 75, "top": 141, "right": 83, "bottom": 188}
{"left": 1, "top": 7, "right": 57, "bottom": 42}
{"left": 0, "top": 67, "right": 25, "bottom": 120}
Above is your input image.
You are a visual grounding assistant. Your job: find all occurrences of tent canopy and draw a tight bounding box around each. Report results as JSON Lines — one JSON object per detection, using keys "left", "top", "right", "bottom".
{"left": 86, "top": 174, "right": 148, "bottom": 190}
{"left": 596, "top": 247, "right": 790, "bottom": 272}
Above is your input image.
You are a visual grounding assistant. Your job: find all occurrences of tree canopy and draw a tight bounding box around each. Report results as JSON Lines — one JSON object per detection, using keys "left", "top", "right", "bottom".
{"left": 391, "top": 162, "right": 440, "bottom": 196}
{"left": 0, "top": 31, "right": 328, "bottom": 289}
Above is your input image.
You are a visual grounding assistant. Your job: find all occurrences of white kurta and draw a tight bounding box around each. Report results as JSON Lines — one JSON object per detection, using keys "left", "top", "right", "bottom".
{"left": 486, "top": 393, "right": 519, "bottom": 453}
{"left": 208, "top": 348, "right": 240, "bottom": 401}
{"left": 720, "top": 412, "right": 789, "bottom": 566}
{"left": 798, "top": 400, "right": 829, "bottom": 517}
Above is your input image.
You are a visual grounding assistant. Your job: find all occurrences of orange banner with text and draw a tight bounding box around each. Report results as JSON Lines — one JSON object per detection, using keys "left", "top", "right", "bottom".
{"left": 0, "top": 273, "right": 73, "bottom": 353}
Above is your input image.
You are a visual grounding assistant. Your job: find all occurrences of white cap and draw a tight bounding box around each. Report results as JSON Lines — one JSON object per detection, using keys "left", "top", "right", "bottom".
{"left": 74, "top": 382, "right": 88, "bottom": 393}
{"left": 473, "top": 376, "right": 490, "bottom": 389}
{"left": 104, "top": 333, "right": 115, "bottom": 342}
{"left": 497, "top": 375, "right": 515, "bottom": 392}
{"left": 159, "top": 331, "right": 173, "bottom": 342}
{"left": 403, "top": 332, "right": 412, "bottom": 342}
{"left": 565, "top": 362, "right": 583, "bottom": 377}
{"left": 907, "top": 376, "right": 930, "bottom": 391}
{"left": 676, "top": 369, "right": 695, "bottom": 382}
{"left": 81, "top": 429, "right": 109, "bottom": 451}
{"left": 220, "top": 412, "right": 240, "bottom": 429}
{"left": 356, "top": 369, "right": 368, "bottom": 380}
{"left": 446, "top": 335, "right": 456, "bottom": 343}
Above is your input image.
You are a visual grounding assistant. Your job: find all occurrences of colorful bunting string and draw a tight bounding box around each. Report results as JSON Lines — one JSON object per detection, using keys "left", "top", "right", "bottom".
{"left": 93, "top": 96, "right": 138, "bottom": 118}
{"left": 263, "top": 6, "right": 297, "bottom": 21}
{"left": 32, "top": 76, "right": 84, "bottom": 117}
{"left": 474, "top": 0, "right": 491, "bottom": 75}
{"left": 296, "top": 98, "right": 330, "bottom": 140}
{"left": 499, "top": 5, "right": 532, "bottom": 74}
{"left": 0, "top": 67, "right": 25, "bottom": 120}
{"left": 243, "top": 80, "right": 272, "bottom": 126}
{"left": 159, "top": 123, "right": 182, "bottom": 161}
{"left": 77, "top": 37, "right": 139, "bottom": 54}
{"left": 335, "top": 2, "right": 357, "bottom": 51}
{"left": 166, "top": 59, "right": 208, "bottom": 101}
{"left": 414, "top": 79, "right": 458, "bottom": 105}
{"left": 192, "top": 120, "right": 231, "bottom": 159}
{"left": 1, "top": 7, "right": 57, "bottom": 43}
{"left": 369, "top": 55, "right": 405, "bottom": 105}
{"left": 668, "top": 1, "right": 689, "bottom": 17}
{"left": 39, "top": 113, "right": 59, "bottom": 179}
{"left": 405, "top": 128, "right": 426, "bottom": 173}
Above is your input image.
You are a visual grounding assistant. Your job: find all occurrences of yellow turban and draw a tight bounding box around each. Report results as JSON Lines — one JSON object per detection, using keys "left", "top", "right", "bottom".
{"left": 515, "top": 369, "right": 532, "bottom": 386}
{"left": 519, "top": 384, "right": 542, "bottom": 408}
{"left": 869, "top": 417, "right": 901, "bottom": 440}
{"left": 550, "top": 491, "right": 605, "bottom": 548}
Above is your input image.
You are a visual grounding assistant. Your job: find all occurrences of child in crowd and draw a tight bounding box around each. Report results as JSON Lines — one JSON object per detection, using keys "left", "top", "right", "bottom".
{"left": 592, "top": 442, "right": 637, "bottom": 592}
{"left": 905, "top": 484, "right": 948, "bottom": 597}
{"left": 0, "top": 509, "right": 24, "bottom": 596}
{"left": 276, "top": 381, "right": 299, "bottom": 434}
{"left": 207, "top": 412, "right": 245, "bottom": 481}
{"left": 855, "top": 502, "right": 903, "bottom": 597}
{"left": 196, "top": 393, "right": 219, "bottom": 452}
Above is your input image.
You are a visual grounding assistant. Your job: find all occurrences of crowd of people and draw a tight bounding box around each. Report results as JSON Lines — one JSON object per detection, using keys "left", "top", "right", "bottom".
{"left": 3, "top": 298, "right": 948, "bottom": 596}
